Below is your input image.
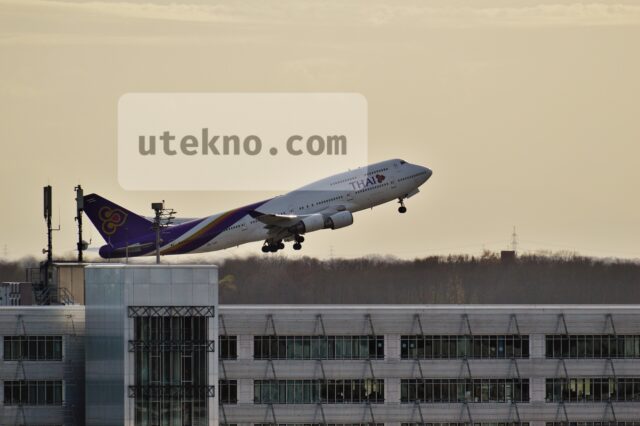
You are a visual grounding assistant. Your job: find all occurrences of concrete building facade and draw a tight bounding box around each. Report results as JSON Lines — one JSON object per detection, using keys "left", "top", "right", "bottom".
{"left": 0, "top": 305, "right": 85, "bottom": 426}
{"left": 1, "top": 262, "right": 639, "bottom": 426}
{"left": 218, "top": 305, "right": 640, "bottom": 426}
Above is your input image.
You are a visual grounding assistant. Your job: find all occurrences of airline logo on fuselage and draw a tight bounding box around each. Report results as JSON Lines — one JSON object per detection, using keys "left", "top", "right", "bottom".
{"left": 349, "top": 174, "right": 385, "bottom": 190}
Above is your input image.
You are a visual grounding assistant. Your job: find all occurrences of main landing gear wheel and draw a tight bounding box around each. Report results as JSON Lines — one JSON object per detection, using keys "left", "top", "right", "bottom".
{"left": 262, "top": 240, "right": 284, "bottom": 253}
{"left": 398, "top": 198, "right": 407, "bottom": 214}
{"left": 295, "top": 235, "right": 305, "bottom": 243}
{"left": 293, "top": 242, "right": 302, "bottom": 250}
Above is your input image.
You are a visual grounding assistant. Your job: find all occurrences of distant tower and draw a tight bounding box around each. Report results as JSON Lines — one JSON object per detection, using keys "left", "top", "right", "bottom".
{"left": 511, "top": 226, "right": 518, "bottom": 252}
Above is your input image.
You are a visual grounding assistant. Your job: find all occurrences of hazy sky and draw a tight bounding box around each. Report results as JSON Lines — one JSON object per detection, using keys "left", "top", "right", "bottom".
{"left": 1, "top": 0, "right": 639, "bottom": 261}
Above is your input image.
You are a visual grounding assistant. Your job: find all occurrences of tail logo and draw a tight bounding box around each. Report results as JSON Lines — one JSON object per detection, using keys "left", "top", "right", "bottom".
{"left": 98, "top": 206, "right": 128, "bottom": 236}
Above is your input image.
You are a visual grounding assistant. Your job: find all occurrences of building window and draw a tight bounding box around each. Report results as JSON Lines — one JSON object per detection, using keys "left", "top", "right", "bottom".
{"left": 254, "top": 379, "right": 385, "bottom": 404}
{"left": 400, "top": 379, "right": 530, "bottom": 403}
{"left": 401, "top": 335, "right": 529, "bottom": 359}
{"left": 255, "top": 424, "right": 384, "bottom": 426}
{"left": 220, "top": 336, "right": 237, "bottom": 360}
{"left": 3, "top": 336, "right": 63, "bottom": 361}
{"left": 3, "top": 380, "right": 63, "bottom": 405}
{"left": 547, "top": 423, "right": 639, "bottom": 426}
{"left": 545, "top": 335, "right": 640, "bottom": 358}
{"left": 403, "top": 424, "right": 529, "bottom": 426}
{"left": 254, "top": 336, "right": 384, "bottom": 360}
{"left": 130, "top": 315, "right": 212, "bottom": 425}
{"left": 219, "top": 380, "right": 237, "bottom": 404}
{"left": 545, "top": 377, "right": 640, "bottom": 402}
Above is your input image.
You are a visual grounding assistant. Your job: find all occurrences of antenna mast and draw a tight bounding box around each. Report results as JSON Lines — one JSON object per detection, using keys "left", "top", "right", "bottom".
{"left": 75, "top": 185, "right": 87, "bottom": 262}
{"left": 511, "top": 226, "right": 518, "bottom": 252}
{"left": 151, "top": 201, "right": 176, "bottom": 264}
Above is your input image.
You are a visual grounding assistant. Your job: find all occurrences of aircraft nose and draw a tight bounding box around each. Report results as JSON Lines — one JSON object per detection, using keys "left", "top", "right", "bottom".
{"left": 424, "top": 166, "right": 432, "bottom": 180}
{"left": 417, "top": 165, "right": 432, "bottom": 183}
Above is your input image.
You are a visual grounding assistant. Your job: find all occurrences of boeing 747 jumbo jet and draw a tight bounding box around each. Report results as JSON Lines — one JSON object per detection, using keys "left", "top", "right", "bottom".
{"left": 84, "top": 159, "right": 432, "bottom": 258}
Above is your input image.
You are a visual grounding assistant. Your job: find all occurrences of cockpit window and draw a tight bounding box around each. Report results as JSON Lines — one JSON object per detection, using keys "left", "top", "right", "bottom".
{"left": 399, "top": 160, "right": 406, "bottom": 165}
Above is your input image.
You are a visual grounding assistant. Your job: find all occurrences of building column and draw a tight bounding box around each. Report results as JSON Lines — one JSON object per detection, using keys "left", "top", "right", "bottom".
{"left": 237, "top": 378, "right": 254, "bottom": 404}
{"left": 386, "top": 333, "right": 401, "bottom": 360}
{"left": 530, "top": 377, "right": 546, "bottom": 403}
{"left": 386, "top": 378, "right": 401, "bottom": 404}
{"left": 237, "top": 334, "right": 253, "bottom": 360}
{"left": 530, "top": 334, "right": 546, "bottom": 359}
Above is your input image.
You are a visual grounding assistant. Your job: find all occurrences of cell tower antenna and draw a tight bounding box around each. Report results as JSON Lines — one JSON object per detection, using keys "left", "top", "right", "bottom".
{"left": 511, "top": 226, "right": 518, "bottom": 252}
{"left": 151, "top": 200, "right": 176, "bottom": 264}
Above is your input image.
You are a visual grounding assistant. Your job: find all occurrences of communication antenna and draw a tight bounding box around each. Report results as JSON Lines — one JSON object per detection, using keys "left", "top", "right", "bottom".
{"left": 42, "top": 186, "right": 60, "bottom": 286}
{"left": 511, "top": 226, "right": 518, "bottom": 252}
{"left": 74, "top": 185, "right": 88, "bottom": 262}
{"left": 151, "top": 201, "right": 176, "bottom": 264}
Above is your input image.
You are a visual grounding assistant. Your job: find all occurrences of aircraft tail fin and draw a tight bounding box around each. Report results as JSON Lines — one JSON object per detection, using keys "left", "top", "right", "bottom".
{"left": 83, "top": 193, "right": 153, "bottom": 245}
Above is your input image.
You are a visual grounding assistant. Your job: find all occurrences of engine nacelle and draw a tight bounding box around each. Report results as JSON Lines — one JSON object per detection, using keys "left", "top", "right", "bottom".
{"left": 290, "top": 214, "right": 325, "bottom": 234}
{"left": 325, "top": 211, "right": 353, "bottom": 230}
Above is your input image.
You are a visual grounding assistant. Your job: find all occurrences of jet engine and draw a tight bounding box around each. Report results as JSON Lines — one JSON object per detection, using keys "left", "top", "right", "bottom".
{"left": 325, "top": 211, "right": 353, "bottom": 230}
{"left": 290, "top": 214, "right": 326, "bottom": 234}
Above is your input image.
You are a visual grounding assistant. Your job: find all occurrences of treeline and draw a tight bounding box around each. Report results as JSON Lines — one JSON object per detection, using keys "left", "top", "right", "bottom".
{"left": 0, "top": 257, "right": 38, "bottom": 282}
{"left": 0, "top": 253, "right": 638, "bottom": 304}
{"left": 217, "top": 253, "right": 640, "bottom": 304}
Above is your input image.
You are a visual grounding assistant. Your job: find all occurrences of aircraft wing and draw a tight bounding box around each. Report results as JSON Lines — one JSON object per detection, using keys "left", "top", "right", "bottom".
{"left": 249, "top": 212, "right": 302, "bottom": 228}
{"left": 250, "top": 205, "right": 346, "bottom": 228}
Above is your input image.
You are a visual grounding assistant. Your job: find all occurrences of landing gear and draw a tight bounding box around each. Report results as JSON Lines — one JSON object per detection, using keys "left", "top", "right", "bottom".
{"left": 292, "top": 234, "right": 304, "bottom": 250}
{"left": 398, "top": 198, "right": 407, "bottom": 213}
{"left": 261, "top": 236, "right": 304, "bottom": 253}
{"left": 262, "top": 240, "right": 284, "bottom": 253}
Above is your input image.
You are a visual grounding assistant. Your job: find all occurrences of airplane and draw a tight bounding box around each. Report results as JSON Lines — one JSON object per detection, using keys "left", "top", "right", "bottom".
{"left": 83, "top": 159, "right": 432, "bottom": 258}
